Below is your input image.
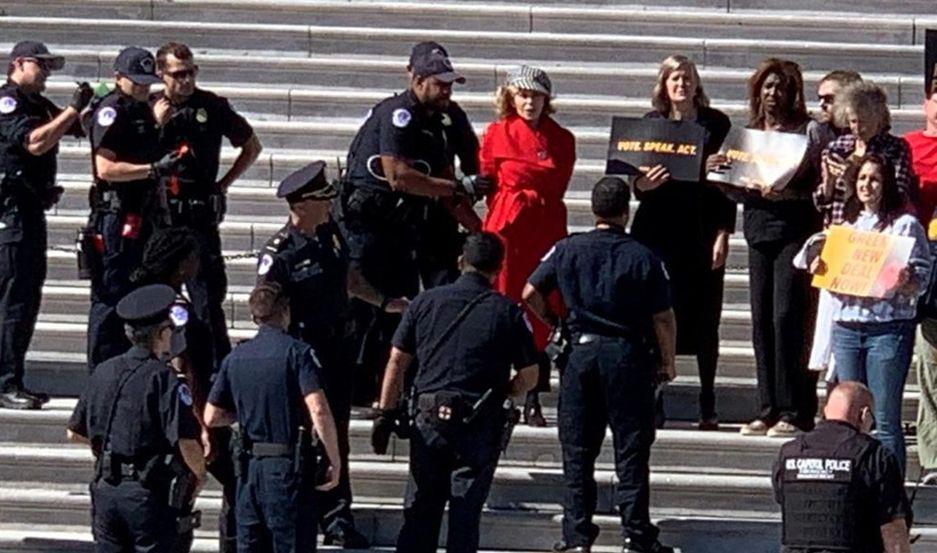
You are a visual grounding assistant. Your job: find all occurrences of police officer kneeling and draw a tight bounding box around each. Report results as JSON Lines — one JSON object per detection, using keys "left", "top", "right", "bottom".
{"left": 204, "top": 282, "right": 342, "bottom": 552}
{"left": 373, "top": 231, "right": 540, "bottom": 553}
{"left": 773, "top": 381, "right": 912, "bottom": 553}
{"left": 67, "top": 284, "right": 206, "bottom": 552}
{"left": 523, "top": 176, "right": 677, "bottom": 553}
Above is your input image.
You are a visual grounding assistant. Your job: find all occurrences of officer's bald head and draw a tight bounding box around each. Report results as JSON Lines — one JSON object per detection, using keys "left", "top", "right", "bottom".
{"left": 461, "top": 232, "right": 504, "bottom": 278}
{"left": 592, "top": 176, "right": 630, "bottom": 221}
{"left": 824, "top": 381, "right": 875, "bottom": 428}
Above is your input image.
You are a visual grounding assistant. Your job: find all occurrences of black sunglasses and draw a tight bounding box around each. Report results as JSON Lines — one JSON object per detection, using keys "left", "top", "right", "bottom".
{"left": 166, "top": 66, "right": 198, "bottom": 79}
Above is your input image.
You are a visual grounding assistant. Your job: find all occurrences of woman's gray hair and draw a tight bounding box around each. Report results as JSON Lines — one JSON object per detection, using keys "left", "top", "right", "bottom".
{"left": 651, "top": 55, "right": 710, "bottom": 114}
{"left": 833, "top": 80, "right": 891, "bottom": 131}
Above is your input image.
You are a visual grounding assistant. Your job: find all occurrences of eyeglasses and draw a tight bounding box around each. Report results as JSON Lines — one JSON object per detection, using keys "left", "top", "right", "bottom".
{"left": 165, "top": 66, "right": 198, "bottom": 80}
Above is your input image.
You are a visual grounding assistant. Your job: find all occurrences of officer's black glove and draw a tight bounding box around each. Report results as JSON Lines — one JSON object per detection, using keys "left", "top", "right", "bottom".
{"left": 149, "top": 150, "right": 191, "bottom": 180}
{"left": 69, "top": 82, "right": 94, "bottom": 112}
{"left": 456, "top": 174, "right": 493, "bottom": 201}
{"left": 371, "top": 411, "right": 396, "bottom": 455}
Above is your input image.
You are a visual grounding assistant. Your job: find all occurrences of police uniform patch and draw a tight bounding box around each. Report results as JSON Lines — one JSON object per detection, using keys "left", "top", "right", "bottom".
{"left": 195, "top": 108, "right": 208, "bottom": 123}
{"left": 0, "top": 96, "right": 17, "bottom": 114}
{"left": 97, "top": 107, "right": 117, "bottom": 127}
{"left": 258, "top": 254, "right": 273, "bottom": 276}
{"left": 178, "top": 383, "right": 193, "bottom": 407}
{"left": 392, "top": 108, "right": 411, "bottom": 128}
{"left": 170, "top": 304, "right": 189, "bottom": 327}
{"left": 441, "top": 113, "right": 452, "bottom": 127}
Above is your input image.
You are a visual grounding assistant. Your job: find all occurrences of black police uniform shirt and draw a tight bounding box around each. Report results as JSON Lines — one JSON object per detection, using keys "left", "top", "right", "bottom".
{"left": 392, "top": 272, "right": 538, "bottom": 398}
{"left": 154, "top": 88, "right": 253, "bottom": 195}
{"left": 772, "top": 420, "right": 911, "bottom": 553}
{"left": 89, "top": 90, "right": 162, "bottom": 213}
{"left": 168, "top": 295, "right": 217, "bottom": 409}
{"left": 208, "top": 324, "right": 323, "bottom": 446}
{"left": 345, "top": 89, "right": 451, "bottom": 195}
{"left": 0, "top": 81, "right": 80, "bottom": 208}
{"left": 528, "top": 227, "right": 672, "bottom": 338}
{"left": 442, "top": 101, "right": 478, "bottom": 175}
{"left": 256, "top": 220, "right": 349, "bottom": 338}
{"left": 67, "top": 344, "right": 200, "bottom": 458}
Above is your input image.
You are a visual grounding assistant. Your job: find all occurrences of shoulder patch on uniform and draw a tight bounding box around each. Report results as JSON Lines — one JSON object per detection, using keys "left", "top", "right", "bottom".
{"left": 170, "top": 304, "right": 189, "bottom": 327}
{"left": 97, "top": 107, "right": 117, "bottom": 127}
{"left": 541, "top": 245, "right": 556, "bottom": 262}
{"left": 195, "top": 108, "right": 208, "bottom": 123}
{"left": 178, "top": 383, "right": 193, "bottom": 407}
{"left": 392, "top": 108, "right": 411, "bottom": 128}
{"left": 0, "top": 96, "right": 17, "bottom": 114}
{"left": 258, "top": 254, "right": 273, "bottom": 276}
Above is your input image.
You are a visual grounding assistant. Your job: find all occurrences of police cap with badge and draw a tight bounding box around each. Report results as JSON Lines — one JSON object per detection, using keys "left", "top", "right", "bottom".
{"left": 116, "top": 284, "right": 176, "bottom": 328}
{"left": 8, "top": 41, "right": 65, "bottom": 72}
{"left": 277, "top": 160, "right": 337, "bottom": 204}
{"left": 113, "top": 47, "right": 161, "bottom": 85}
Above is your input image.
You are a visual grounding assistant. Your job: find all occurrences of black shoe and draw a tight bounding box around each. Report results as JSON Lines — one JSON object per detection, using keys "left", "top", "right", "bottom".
{"left": 18, "top": 387, "right": 49, "bottom": 405}
{"left": 622, "top": 538, "right": 675, "bottom": 553}
{"left": 323, "top": 525, "right": 369, "bottom": 549}
{"left": 0, "top": 390, "right": 41, "bottom": 410}
{"left": 552, "top": 540, "right": 591, "bottom": 552}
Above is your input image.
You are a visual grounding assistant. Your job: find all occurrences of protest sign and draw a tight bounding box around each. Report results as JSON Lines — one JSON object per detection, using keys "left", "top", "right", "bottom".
{"left": 706, "top": 127, "right": 807, "bottom": 191}
{"left": 812, "top": 225, "right": 915, "bottom": 299}
{"left": 605, "top": 117, "right": 706, "bottom": 181}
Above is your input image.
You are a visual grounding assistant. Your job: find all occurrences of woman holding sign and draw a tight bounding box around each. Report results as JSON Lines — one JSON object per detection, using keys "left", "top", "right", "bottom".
{"left": 811, "top": 154, "right": 931, "bottom": 473}
{"left": 724, "top": 59, "right": 825, "bottom": 438}
{"left": 631, "top": 55, "right": 732, "bottom": 430}
{"left": 480, "top": 65, "right": 576, "bottom": 427}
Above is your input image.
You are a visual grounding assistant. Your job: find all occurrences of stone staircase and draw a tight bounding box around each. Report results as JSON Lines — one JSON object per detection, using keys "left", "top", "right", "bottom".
{"left": 1, "top": 0, "right": 936, "bottom": 550}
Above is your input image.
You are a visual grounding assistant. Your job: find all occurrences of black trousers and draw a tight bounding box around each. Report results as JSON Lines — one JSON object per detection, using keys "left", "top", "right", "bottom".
{"left": 184, "top": 226, "right": 231, "bottom": 364}
{"left": 396, "top": 415, "right": 503, "bottom": 553}
{"left": 559, "top": 337, "right": 658, "bottom": 548}
{"left": 237, "top": 457, "right": 317, "bottom": 553}
{"left": 748, "top": 240, "right": 816, "bottom": 427}
{"left": 0, "top": 210, "right": 45, "bottom": 391}
{"left": 92, "top": 478, "right": 183, "bottom": 553}
{"left": 697, "top": 266, "right": 726, "bottom": 420}
{"left": 207, "top": 427, "right": 237, "bottom": 553}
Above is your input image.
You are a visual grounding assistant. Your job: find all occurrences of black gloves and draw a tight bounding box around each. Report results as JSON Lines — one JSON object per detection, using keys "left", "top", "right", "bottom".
{"left": 456, "top": 174, "right": 493, "bottom": 200}
{"left": 149, "top": 150, "right": 191, "bottom": 180}
{"left": 69, "top": 82, "right": 93, "bottom": 112}
{"left": 371, "top": 411, "right": 396, "bottom": 455}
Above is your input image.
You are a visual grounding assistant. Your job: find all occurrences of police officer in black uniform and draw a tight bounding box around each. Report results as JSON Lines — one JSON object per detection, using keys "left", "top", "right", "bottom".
{"left": 204, "top": 282, "right": 342, "bottom": 552}
{"left": 339, "top": 41, "right": 489, "bottom": 404}
{"left": 523, "top": 177, "right": 677, "bottom": 553}
{"left": 85, "top": 46, "right": 189, "bottom": 371}
{"left": 773, "top": 381, "right": 912, "bottom": 553}
{"left": 406, "top": 41, "right": 481, "bottom": 289}
{"left": 0, "top": 41, "right": 92, "bottom": 409}
{"left": 67, "top": 284, "right": 206, "bottom": 552}
{"left": 153, "top": 41, "right": 263, "bottom": 365}
{"left": 256, "top": 161, "right": 391, "bottom": 547}
{"left": 373, "top": 232, "right": 539, "bottom": 553}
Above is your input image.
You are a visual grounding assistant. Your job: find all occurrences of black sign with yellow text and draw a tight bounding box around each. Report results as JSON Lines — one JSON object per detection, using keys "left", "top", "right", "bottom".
{"left": 706, "top": 127, "right": 807, "bottom": 191}
{"left": 605, "top": 117, "right": 706, "bottom": 182}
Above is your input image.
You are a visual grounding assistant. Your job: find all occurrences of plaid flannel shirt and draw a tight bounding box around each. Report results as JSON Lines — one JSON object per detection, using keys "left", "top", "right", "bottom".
{"left": 813, "top": 131, "right": 917, "bottom": 227}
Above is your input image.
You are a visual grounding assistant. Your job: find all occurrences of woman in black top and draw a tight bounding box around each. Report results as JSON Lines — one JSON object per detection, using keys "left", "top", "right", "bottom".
{"left": 631, "top": 55, "right": 733, "bottom": 430}
{"left": 728, "top": 58, "right": 823, "bottom": 437}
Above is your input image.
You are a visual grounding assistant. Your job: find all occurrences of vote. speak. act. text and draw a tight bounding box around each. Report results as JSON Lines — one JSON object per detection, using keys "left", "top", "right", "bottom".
{"left": 616, "top": 140, "right": 697, "bottom": 155}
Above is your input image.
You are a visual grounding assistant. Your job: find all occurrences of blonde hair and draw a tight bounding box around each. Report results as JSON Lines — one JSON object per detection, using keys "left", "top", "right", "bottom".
{"left": 833, "top": 80, "right": 891, "bottom": 132}
{"left": 651, "top": 55, "right": 710, "bottom": 114}
{"left": 494, "top": 85, "right": 555, "bottom": 119}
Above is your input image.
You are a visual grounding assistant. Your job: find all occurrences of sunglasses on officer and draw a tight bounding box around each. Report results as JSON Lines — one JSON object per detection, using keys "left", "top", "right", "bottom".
{"left": 22, "top": 58, "right": 52, "bottom": 72}
{"left": 164, "top": 66, "right": 198, "bottom": 80}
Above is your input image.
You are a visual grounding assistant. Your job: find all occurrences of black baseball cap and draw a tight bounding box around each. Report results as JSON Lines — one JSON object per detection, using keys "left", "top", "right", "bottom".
{"left": 277, "top": 161, "right": 337, "bottom": 203}
{"left": 408, "top": 41, "right": 464, "bottom": 84}
{"left": 8, "top": 41, "right": 65, "bottom": 71}
{"left": 113, "top": 46, "right": 161, "bottom": 85}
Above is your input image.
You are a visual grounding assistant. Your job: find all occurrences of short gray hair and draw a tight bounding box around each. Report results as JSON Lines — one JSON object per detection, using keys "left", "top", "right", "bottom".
{"left": 833, "top": 80, "right": 890, "bottom": 131}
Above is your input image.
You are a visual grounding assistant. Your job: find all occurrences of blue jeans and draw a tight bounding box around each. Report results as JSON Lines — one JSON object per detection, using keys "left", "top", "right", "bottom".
{"left": 832, "top": 319, "right": 914, "bottom": 473}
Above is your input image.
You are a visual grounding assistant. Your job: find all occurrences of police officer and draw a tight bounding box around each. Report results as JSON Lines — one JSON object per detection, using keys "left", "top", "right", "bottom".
{"left": 130, "top": 227, "right": 237, "bottom": 552}
{"left": 523, "top": 177, "right": 677, "bottom": 553}
{"left": 67, "top": 284, "right": 206, "bottom": 552}
{"left": 85, "top": 46, "right": 188, "bottom": 371}
{"left": 339, "top": 41, "right": 490, "bottom": 404}
{"left": 373, "top": 232, "right": 539, "bottom": 553}
{"left": 0, "top": 41, "right": 92, "bottom": 409}
{"left": 406, "top": 41, "right": 481, "bottom": 289}
{"left": 204, "top": 282, "right": 342, "bottom": 552}
{"left": 773, "top": 381, "right": 912, "bottom": 553}
{"left": 153, "top": 41, "right": 263, "bottom": 366}
{"left": 256, "top": 161, "right": 392, "bottom": 547}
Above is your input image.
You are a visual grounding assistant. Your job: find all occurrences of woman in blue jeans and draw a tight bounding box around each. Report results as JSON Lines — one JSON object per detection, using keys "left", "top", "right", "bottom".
{"left": 812, "top": 153, "right": 931, "bottom": 473}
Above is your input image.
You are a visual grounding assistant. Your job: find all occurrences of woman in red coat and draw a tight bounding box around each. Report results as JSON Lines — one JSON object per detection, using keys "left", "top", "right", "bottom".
{"left": 480, "top": 65, "right": 576, "bottom": 426}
